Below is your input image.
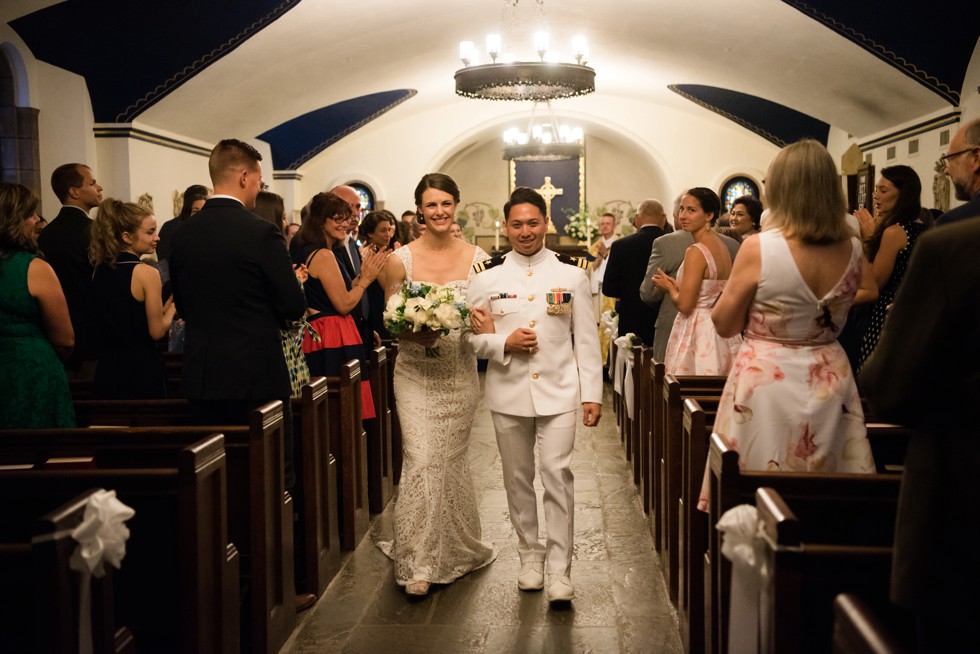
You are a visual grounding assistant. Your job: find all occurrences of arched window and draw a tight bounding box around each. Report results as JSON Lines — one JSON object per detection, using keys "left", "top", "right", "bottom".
{"left": 720, "top": 176, "right": 760, "bottom": 213}
{"left": 348, "top": 182, "right": 374, "bottom": 216}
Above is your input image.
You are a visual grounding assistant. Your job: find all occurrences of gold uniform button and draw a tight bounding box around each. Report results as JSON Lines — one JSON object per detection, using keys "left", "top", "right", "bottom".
{"left": 528, "top": 294, "right": 535, "bottom": 301}
{"left": 529, "top": 320, "right": 536, "bottom": 327}
{"left": 526, "top": 269, "right": 533, "bottom": 276}
{"left": 532, "top": 373, "right": 539, "bottom": 380}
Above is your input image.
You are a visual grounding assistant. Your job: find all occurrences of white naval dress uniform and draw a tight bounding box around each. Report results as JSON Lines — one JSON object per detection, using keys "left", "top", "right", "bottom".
{"left": 464, "top": 247, "right": 603, "bottom": 576}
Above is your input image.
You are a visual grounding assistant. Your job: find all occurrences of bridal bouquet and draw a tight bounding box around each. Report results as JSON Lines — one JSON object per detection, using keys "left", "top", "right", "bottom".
{"left": 383, "top": 282, "right": 471, "bottom": 356}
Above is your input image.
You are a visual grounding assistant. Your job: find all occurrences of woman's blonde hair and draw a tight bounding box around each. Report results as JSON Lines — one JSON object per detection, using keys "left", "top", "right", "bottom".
{"left": 89, "top": 198, "right": 153, "bottom": 266}
{"left": 764, "top": 139, "right": 850, "bottom": 244}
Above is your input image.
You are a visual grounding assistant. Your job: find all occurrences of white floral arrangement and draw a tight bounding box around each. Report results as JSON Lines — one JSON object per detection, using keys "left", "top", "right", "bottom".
{"left": 383, "top": 282, "right": 471, "bottom": 355}
{"left": 613, "top": 332, "right": 640, "bottom": 349}
{"left": 600, "top": 310, "right": 619, "bottom": 339}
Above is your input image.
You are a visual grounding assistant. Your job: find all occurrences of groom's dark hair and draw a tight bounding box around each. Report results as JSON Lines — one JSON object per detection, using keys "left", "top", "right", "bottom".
{"left": 504, "top": 186, "right": 547, "bottom": 221}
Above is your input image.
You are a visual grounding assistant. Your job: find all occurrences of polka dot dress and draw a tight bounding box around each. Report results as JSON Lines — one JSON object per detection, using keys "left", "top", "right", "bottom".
{"left": 857, "top": 221, "right": 928, "bottom": 372}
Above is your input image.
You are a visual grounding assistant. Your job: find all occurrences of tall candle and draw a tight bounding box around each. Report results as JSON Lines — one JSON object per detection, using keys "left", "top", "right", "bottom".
{"left": 494, "top": 221, "right": 500, "bottom": 251}
{"left": 585, "top": 216, "right": 592, "bottom": 244}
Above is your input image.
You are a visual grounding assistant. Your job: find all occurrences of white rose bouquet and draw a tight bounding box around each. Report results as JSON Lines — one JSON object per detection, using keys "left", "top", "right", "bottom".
{"left": 383, "top": 282, "right": 471, "bottom": 356}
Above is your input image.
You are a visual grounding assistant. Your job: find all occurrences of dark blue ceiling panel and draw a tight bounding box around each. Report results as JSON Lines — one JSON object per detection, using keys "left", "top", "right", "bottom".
{"left": 782, "top": 0, "right": 974, "bottom": 105}
{"left": 670, "top": 84, "right": 830, "bottom": 147}
{"left": 9, "top": 0, "right": 300, "bottom": 122}
{"left": 257, "top": 90, "right": 417, "bottom": 170}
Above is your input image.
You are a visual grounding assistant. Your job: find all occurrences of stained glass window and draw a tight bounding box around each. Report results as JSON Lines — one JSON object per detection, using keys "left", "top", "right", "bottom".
{"left": 721, "top": 177, "right": 760, "bottom": 213}
{"left": 349, "top": 182, "right": 374, "bottom": 217}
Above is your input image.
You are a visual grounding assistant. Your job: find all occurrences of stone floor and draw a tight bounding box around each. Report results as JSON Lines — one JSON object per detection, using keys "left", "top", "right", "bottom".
{"left": 282, "top": 381, "right": 682, "bottom": 653}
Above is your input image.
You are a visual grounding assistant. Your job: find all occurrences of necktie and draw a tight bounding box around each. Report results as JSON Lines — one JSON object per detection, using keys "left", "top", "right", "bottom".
{"left": 347, "top": 238, "right": 369, "bottom": 319}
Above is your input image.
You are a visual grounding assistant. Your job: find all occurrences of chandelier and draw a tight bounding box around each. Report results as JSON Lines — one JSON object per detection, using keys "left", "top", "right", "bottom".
{"left": 455, "top": 1, "right": 595, "bottom": 102}
{"left": 502, "top": 101, "right": 584, "bottom": 161}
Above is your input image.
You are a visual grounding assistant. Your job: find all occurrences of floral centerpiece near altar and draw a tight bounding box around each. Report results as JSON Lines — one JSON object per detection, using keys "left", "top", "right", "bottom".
{"left": 383, "top": 282, "right": 471, "bottom": 356}
{"left": 562, "top": 204, "right": 592, "bottom": 242}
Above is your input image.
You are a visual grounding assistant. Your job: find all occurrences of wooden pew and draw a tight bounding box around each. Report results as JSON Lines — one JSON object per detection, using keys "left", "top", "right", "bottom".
{"left": 74, "top": 381, "right": 342, "bottom": 598}
{"left": 629, "top": 345, "right": 652, "bottom": 490}
{"left": 28, "top": 403, "right": 295, "bottom": 654}
{"left": 634, "top": 347, "right": 654, "bottom": 511}
{"left": 384, "top": 340, "right": 404, "bottom": 485}
{"left": 658, "top": 374, "right": 726, "bottom": 603}
{"left": 0, "top": 435, "right": 237, "bottom": 654}
{"left": 0, "top": 488, "right": 136, "bottom": 654}
{"left": 705, "top": 434, "right": 903, "bottom": 654}
{"left": 366, "top": 346, "right": 394, "bottom": 512}
{"left": 292, "top": 378, "right": 341, "bottom": 596}
{"left": 756, "top": 487, "right": 899, "bottom": 654}
{"left": 326, "top": 360, "right": 370, "bottom": 550}
{"left": 647, "top": 359, "right": 665, "bottom": 539}
{"left": 678, "top": 396, "right": 720, "bottom": 654}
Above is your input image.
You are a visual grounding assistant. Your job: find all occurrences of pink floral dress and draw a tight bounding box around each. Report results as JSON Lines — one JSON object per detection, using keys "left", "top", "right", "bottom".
{"left": 663, "top": 242, "right": 742, "bottom": 375}
{"left": 700, "top": 230, "right": 875, "bottom": 508}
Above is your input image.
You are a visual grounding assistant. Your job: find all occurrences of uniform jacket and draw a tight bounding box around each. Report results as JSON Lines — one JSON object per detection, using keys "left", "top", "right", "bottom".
{"left": 169, "top": 197, "right": 306, "bottom": 400}
{"left": 464, "top": 247, "right": 603, "bottom": 417}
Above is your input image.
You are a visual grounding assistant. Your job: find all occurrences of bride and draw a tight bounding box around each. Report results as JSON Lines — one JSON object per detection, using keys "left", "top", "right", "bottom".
{"left": 378, "top": 173, "right": 495, "bottom": 596}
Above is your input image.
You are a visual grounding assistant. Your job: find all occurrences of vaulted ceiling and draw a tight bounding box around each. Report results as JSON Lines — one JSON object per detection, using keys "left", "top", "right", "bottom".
{"left": 4, "top": 0, "right": 978, "bottom": 170}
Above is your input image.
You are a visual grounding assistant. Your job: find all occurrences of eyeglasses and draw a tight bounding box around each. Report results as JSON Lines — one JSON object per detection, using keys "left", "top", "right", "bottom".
{"left": 939, "top": 147, "right": 978, "bottom": 167}
{"left": 328, "top": 214, "right": 354, "bottom": 224}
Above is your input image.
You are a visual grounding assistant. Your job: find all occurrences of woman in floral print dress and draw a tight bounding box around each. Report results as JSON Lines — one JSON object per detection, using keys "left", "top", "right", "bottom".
{"left": 698, "top": 140, "right": 878, "bottom": 510}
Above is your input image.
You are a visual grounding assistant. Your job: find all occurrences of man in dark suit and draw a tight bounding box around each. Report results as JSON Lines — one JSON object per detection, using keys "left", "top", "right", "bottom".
{"left": 170, "top": 138, "right": 305, "bottom": 413}
{"left": 170, "top": 139, "right": 313, "bottom": 610}
{"left": 935, "top": 118, "right": 980, "bottom": 226}
{"left": 37, "top": 162, "right": 103, "bottom": 373}
{"left": 860, "top": 214, "right": 979, "bottom": 652}
{"left": 601, "top": 199, "right": 668, "bottom": 346}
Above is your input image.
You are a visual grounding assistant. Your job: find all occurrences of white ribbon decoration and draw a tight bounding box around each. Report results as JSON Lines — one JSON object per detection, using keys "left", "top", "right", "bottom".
{"left": 599, "top": 310, "right": 619, "bottom": 340}
{"left": 613, "top": 334, "right": 637, "bottom": 419}
{"left": 69, "top": 490, "right": 136, "bottom": 654}
{"left": 716, "top": 504, "right": 771, "bottom": 654}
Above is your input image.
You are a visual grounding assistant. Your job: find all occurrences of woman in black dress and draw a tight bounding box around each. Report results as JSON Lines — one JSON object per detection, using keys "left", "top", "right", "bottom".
{"left": 89, "top": 199, "right": 176, "bottom": 398}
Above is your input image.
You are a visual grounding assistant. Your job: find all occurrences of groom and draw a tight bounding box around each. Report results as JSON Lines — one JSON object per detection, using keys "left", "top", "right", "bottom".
{"left": 464, "top": 186, "right": 603, "bottom": 603}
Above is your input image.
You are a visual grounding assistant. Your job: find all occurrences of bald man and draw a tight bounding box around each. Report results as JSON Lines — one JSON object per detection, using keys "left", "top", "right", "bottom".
{"left": 601, "top": 199, "right": 669, "bottom": 346}
{"left": 936, "top": 118, "right": 980, "bottom": 226}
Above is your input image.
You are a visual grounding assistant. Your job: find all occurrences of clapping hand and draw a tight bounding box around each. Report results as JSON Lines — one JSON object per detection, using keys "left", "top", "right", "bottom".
{"left": 293, "top": 263, "right": 309, "bottom": 284}
{"left": 651, "top": 267, "right": 677, "bottom": 293}
{"left": 853, "top": 207, "right": 876, "bottom": 240}
{"left": 360, "top": 246, "right": 390, "bottom": 283}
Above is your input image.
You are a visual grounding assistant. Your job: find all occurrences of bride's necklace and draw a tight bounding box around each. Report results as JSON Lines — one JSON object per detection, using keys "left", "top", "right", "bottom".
{"left": 420, "top": 236, "right": 457, "bottom": 254}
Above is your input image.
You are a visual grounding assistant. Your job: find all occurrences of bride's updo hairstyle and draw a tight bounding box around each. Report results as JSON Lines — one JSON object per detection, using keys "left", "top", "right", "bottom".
{"left": 295, "top": 191, "right": 352, "bottom": 248}
{"left": 765, "top": 139, "right": 850, "bottom": 245}
{"left": 684, "top": 187, "right": 722, "bottom": 226}
{"left": 413, "top": 173, "right": 460, "bottom": 224}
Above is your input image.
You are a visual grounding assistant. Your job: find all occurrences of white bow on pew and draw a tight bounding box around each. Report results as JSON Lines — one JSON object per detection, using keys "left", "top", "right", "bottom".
{"left": 69, "top": 490, "right": 135, "bottom": 654}
{"left": 717, "top": 504, "right": 772, "bottom": 654}
{"left": 613, "top": 333, "right": 638, "bottom": 419}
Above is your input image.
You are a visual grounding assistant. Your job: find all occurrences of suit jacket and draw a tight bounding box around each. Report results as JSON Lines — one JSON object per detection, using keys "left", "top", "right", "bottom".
{"left": 638, "top": 230, "right": 740, "bottom": 361}
{"left": 935, "top": 190, "right": 980, "bottom": 226}
{"left": 36, "top": 205, "right": 98, "bottom": 363}
{"left": 601, "top": 225, "right": 665, "bottom": 346}
{"left": 169, "top": 197, "right": 306, "bottom": 400}
{"left": 463, "top": 248, "right": 602, "bottom": 417}
{"left": 859, "top": 217, "right": 980, "bottom": 614}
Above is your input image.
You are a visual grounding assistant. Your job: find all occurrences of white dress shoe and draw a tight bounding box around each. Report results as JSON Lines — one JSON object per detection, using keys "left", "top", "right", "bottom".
{"left": 517, "top": 562, "right": 544, "bottom": 590}
{"left": 546, "top": 574, "right": 574, "bottom": 602}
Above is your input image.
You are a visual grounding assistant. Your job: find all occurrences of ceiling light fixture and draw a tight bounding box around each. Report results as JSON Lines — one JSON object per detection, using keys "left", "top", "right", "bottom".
{"left": 501, "top": 101, "right": 584, "bottom": 161}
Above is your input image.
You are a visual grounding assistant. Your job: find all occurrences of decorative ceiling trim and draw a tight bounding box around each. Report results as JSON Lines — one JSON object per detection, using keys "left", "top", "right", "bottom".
{"left": 93, "top": 125, "right": 211, "bottom": 157}
{"left": 266, "top": 89, "right": 418, "bottom": 171}
{"left": 115, "top": 0, "right": 301, "bottom": 122}
{"left": 858, "top": 112, "right": 960, "bottom": 151}
{"left": 669, "top": 85, "right": 788, "bottom": 147}
{"left": 783, "top": 0, "right": 959, "bottom": 105}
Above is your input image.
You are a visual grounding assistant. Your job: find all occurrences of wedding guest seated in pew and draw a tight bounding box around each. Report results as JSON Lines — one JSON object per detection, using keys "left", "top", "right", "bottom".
{"left": 0, "top": 182, "right": 75, "bottom": 427}
{"left": 861, "top": 118, "right": 980, "bottom": 652}
{"left": 700, "top": 140, "right": 879, "bottom": 511}
{"left": 89, "top": 199, "right": 175, "bottom": 399}
{"left": 291, "top": 191, "right": 387, "bottom": 419}
{"left": 651, "top": 187, "right": 742, "bottom": 375}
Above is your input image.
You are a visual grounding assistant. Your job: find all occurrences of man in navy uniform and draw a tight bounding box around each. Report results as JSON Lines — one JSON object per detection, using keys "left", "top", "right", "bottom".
{"left": 464, "top": 186, "right": 603, "bottom": 603}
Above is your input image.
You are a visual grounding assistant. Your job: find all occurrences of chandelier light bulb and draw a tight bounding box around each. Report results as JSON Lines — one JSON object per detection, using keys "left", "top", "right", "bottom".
{"left": 486, "top": 34, "right": 501, "bottom": 63}
{"left": 572, "top": 36, "right": 588, "bottom": 64}
{"left": 534, "top": 31, "right": 549, "bottom": 61}
{"left": 459, "top": 41, "right": 475, "bottom": 66}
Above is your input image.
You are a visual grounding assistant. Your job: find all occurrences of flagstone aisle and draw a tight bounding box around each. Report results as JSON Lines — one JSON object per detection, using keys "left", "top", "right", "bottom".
{"left": 282, "top": 381, "right": 683, "bottom": 653}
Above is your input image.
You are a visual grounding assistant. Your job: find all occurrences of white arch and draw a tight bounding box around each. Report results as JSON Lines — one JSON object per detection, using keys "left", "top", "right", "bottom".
{"left": 0, "top": 41, "right": 31, "bottom": 107}
{"left": 326, "top": 172, "right": 387, "bottom": 206}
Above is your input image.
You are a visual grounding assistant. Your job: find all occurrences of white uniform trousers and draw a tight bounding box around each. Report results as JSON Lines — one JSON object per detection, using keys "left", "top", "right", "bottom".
{"left": 491, "top": 409, "right": 577, "bottom": 576}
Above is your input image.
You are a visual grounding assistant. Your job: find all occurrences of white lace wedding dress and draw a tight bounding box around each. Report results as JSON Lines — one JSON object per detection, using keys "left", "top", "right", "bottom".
{"left": 378, "top": 245, "right": 496, "bottom": 585}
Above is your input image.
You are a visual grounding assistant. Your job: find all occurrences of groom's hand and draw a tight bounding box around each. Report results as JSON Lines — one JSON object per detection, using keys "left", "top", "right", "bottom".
{"left": 504, "top": 328, "right": 537, "bottom": 353}
{"left": 470, "top": 306, "right": 494, "bottom": 334}
{"left": 582, "top": 402, "right": 602, "bottom": 426}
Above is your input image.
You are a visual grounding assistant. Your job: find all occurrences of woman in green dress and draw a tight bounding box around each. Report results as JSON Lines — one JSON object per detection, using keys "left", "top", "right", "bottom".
{"left": 0, "top": 182, "right": 76, "bottom": 427}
